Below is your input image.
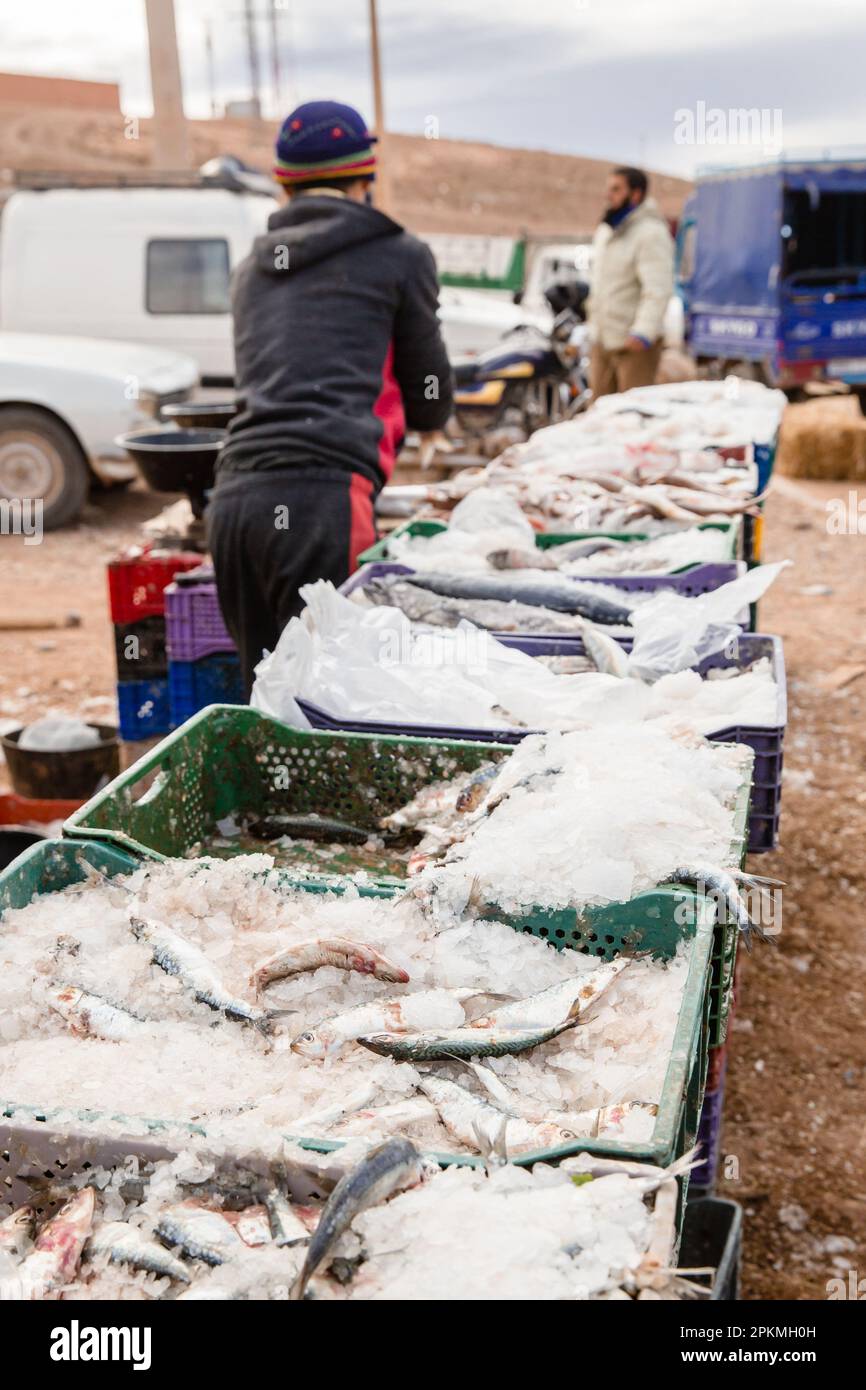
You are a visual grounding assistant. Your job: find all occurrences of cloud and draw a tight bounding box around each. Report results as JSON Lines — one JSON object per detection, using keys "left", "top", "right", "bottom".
{"left": 2, "top": 0, "right": 863, "bottom": 178}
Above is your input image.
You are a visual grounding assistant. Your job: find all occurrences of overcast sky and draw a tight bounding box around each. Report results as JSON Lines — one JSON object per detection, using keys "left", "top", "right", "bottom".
{"left": 4, "top": 0, "right": 864, "bottom": 176}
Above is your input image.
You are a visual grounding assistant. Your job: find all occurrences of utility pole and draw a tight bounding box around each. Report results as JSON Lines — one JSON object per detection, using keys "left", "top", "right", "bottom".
{"left": 204, "top": 20, "right": 217, "bottom": 118}
{"left": 368, "top": 0, "right": 391, "bottom": 214}
{"left": 144, "top": 0, "right": 192, "bottom": 169}
{"left": 269, "top": 0, "right": 283, "bottom": 116}
{"left": 244, "top": 0, "right": 263, "bottom": 118}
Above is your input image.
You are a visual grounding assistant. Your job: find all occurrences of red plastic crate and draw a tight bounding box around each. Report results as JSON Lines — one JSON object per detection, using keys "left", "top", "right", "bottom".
{"left": 107, "top": 549, "right": 204, "bottom": 624}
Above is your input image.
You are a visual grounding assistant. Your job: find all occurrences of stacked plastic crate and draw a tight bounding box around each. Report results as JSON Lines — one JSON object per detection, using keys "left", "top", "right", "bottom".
{"left": 164, "top": 570, "right": 243, "bottom": 724}
{"left": 108, "top": 548, "right": 204, "bottom": 741}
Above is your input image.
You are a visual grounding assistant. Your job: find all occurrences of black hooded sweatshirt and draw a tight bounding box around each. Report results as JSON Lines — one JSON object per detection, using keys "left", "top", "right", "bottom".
{"left": 218, "top": 194, "right": 453, "bottom": 490}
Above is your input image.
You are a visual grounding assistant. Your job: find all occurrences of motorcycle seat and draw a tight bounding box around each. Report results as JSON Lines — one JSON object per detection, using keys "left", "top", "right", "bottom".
{"left": 452, "top": 358, "right": 481, "bottom": 385}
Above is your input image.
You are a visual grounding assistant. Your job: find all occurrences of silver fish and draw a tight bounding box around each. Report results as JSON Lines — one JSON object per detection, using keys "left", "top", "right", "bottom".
{"left": 47, "top": 983, "right": 148, "bottom": 1041}
{"left": 363, "top": 575, "right": 589, "bottom": 635}
{"left": 291, "top": 1138, "right": 425, "bottom": 1300}
{"left": 87, "top": 1220, "right": 191, "bottom": 1282}
{"left": 156, "top": 1203, "right": 245, "bottom": 1266}
{"left": 404, "top": 570, "right": 634, "bottom": 625}
{"left": 130, "top": 914, "right": 286, "bottom": 1033}
{"left": 357, "top": 998, "right": 582, "bottom": 1061}
{"left": 472, "top": 956, "right": 633, "bottom": 1030}
{"left": 290, "top": 988, "right": 477, "bottom": 1060}
{"left": 251, "top": 937, "right": 409, "bottom": 994}
{"left": 657, "top": 865, "right": 778, "bottom": 951}
{"left": 417, "top": 1075, "right": 577, "bottom": 1155}
{"left": 578, "top": 620, "right": 631, "bottom": 677}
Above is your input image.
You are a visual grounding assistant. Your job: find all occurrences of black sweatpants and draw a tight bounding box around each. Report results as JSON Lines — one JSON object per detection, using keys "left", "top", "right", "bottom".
{"left": 207, "top": 466, "right": 376, "bottom": 695}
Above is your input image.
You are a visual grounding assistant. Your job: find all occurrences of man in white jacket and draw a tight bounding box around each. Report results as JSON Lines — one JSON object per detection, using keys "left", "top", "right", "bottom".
{"left": 587, "top": 166, "right": 674, "bottom": 398}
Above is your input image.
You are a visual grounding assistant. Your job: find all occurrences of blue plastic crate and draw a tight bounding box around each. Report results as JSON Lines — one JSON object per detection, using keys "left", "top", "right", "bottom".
{"left": 116, "top": 679, "right": 171, "bottom": 741}
{"left": 168, "top": 654, "right": 244, "bottom": 725}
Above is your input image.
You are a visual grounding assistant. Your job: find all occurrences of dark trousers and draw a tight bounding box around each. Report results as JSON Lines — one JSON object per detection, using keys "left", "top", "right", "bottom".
{"left": 207, "top": 466, "right": 376, "bottom": 695}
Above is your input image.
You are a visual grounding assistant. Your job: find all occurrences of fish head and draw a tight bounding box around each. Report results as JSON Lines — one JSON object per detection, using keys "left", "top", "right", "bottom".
{"left": 290, "top": 1027, "right": 333, "bottom": 1060}
{"left": 54, "top": 1186, "right": 97, "bottom": 1230}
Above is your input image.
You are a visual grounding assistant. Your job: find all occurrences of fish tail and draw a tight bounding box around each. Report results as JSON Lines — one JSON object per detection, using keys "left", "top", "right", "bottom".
{"left": 257, "top": 1008, "right": 297, "bottom": 1037}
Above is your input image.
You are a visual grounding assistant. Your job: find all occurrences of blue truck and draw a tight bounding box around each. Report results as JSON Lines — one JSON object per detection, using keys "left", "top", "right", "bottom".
{"left": 678, "top": 156, "right": 866, "bottom": 398}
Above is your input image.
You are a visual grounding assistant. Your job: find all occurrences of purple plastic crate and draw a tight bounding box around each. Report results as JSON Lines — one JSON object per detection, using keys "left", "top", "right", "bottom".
{"left": 691, "top": 1063, "right": 727, "bottom": 1191}
{"left": 343, "top": 558, "right": 740, "bottom": 601}
{"left": 300, "top": 633, "right": 786, "bottom": 853}
{"left": 164, "top": 580, "right": 236, "bottom": 662}
{"left": 340, "top": 561, "right": 749, "bottom": 651}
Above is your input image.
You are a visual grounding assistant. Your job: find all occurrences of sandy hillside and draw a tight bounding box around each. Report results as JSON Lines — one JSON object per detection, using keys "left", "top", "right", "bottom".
{"left": 0, "top": 105, "right": 690, "bottom": 237}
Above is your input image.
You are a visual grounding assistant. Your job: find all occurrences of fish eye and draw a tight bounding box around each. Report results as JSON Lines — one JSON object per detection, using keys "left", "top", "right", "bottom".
{"left": 299, "top": 1032, "right": 315, "bottom": 1043}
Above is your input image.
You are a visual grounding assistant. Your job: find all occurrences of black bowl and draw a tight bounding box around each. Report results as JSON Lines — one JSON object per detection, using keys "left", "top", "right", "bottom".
{"left": 116, "top": 427, "right": 225, "bottom": 516}
{"left": 0, "top": 828, "right": 48, "bottom": 872}
{"left": 160, "top": 401, "right": 238, "bottom": 429}
{"left": 2, "top": 724, "right": 120, "bottom": 800}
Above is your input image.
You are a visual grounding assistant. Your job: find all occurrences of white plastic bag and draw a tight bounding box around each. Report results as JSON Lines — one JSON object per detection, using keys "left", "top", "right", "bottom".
{"left": 627, "top": 561, "right": 790, "bottom": 681}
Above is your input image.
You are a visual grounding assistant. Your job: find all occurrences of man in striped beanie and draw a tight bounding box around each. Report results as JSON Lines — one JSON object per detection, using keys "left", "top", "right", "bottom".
{"left": 209, "top": 100, "right": 453, "bottom": 693}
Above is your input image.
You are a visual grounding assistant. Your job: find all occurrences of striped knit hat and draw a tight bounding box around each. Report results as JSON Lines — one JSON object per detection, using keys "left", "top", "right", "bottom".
{"left": 273, "top": 100, "right": 377, "bottom": 186}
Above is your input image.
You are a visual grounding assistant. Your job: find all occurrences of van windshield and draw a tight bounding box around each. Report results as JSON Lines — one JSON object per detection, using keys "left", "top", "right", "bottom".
{"left": 782, "top": 189, "right": 866, "bottom": 297}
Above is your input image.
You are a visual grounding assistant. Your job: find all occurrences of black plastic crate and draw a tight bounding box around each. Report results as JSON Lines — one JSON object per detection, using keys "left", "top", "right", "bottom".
{"left": 113, "top": 616, "right": 168, "bottom": 680}
{"left": 680, "top": 1196, "right": 742, "bottom": 1300}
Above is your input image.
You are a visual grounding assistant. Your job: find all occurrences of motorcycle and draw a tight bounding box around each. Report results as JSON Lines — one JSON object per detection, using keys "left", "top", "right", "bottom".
{"left": 451, "top": 280, "right": 591, "bottom": 446}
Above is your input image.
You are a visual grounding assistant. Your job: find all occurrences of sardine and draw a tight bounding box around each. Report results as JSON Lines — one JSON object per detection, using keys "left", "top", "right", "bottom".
{"left": 292, "top": 1081, "right": 380, "bottom": 1132}
{"left": 86, "top": 1220, "right": 191, "bottom": 1282}
{"left": 657, "top": 865, "right": 777, "bottom": 951}
{"left": 251, "top": 937, "right": 409, "bottom": 994}
{"left": 47, "top": 983, "right": 148, "bottom": 1041}
{"left": 18, "top": 1188, "right": 95, "bottom": 1297}
{"left": 381, "top": 763, "right": 499, "bottom": 832}
{"left": 291, "top": 988, "right": 474, "bottom": 1060}
{"left": 0, "top": 1205, "right": 35, "bottom": 1258}
{"left": 472, "top": 956, "right": 633, "bottom": 1030}
{"left": 130, "top": 914, "right": 287, "bottom": 1033}
{"left": 357, "top": 998, "right": 582, "bottom": 1061}
{"left": 291, "top": 1138, "right": 425, "bottom": 1300}
{"left": 404, "top": 570, "right": 633, "bottom": 625}
{"left": 156, "top": 1203, "right": 245, "bottom": 1266}
{"left": 247, "top": 814, "right": 369, "bottom": 845}
{"left": 417, "top": 1075, "right": 577, "bottom": 1154}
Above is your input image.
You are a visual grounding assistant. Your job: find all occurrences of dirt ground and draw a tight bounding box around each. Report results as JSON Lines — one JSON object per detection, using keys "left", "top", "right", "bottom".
{"left": 0, "top": 471, "right": 864, "bottom": 1300}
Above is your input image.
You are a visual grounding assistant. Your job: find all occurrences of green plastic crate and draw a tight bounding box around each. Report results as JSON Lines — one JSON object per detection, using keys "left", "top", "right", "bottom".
{"left": 64, "top": 706, "right": 751, "bottom": 1037}
{"left": 358, "top": 518, "right": 741, "bottom": 569}
{"left": 64, "top": 706, "right": 751, "bottom": 1044}
{"left": 64, "top": 706, "right": 515, "bottom": 884}
{"left": 0, "top": 837, "right": 715, "bottom": 1173}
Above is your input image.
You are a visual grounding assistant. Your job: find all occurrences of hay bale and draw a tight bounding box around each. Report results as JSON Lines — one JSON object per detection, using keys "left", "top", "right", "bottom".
{"left": 777, "top": 396, "right": 866, "bottom": 480}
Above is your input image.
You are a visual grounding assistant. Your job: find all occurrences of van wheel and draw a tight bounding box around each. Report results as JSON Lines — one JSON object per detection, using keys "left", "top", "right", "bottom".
{"left": 0, "top": 407, "right": 90, "bottom": 530}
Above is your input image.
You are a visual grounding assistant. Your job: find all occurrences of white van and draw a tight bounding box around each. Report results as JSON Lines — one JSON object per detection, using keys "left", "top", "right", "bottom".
{"left": 0, "top": 182, "right": 549, "bottom": 382}
{"left": 0, "top": 186, "right": 273, "bottom": 384}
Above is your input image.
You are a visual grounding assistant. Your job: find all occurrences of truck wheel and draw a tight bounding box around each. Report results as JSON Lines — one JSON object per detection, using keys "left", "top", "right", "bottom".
{"left": 0, "top": 407, "right": 90, "bottom": 530}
